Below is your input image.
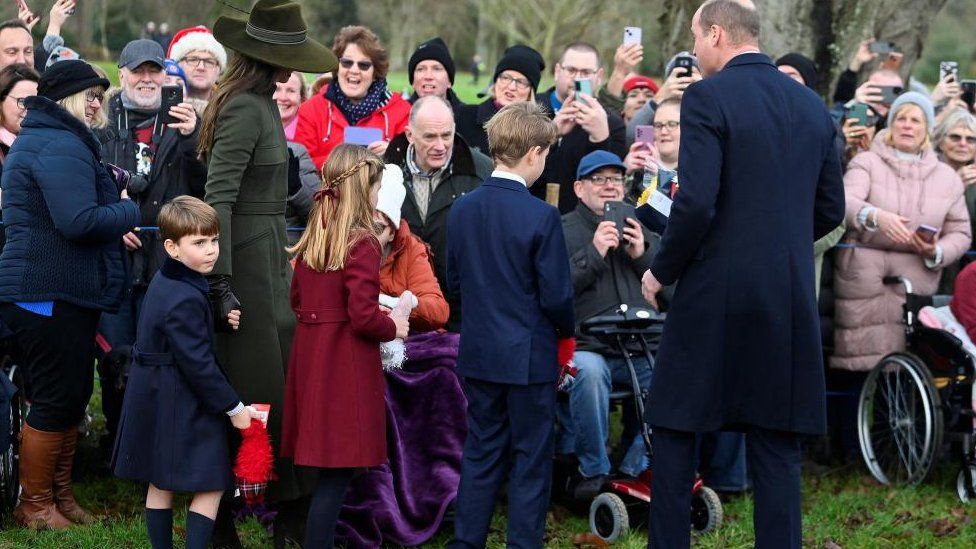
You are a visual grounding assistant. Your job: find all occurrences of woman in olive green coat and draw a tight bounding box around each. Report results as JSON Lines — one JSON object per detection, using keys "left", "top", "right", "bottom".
{"left": 201, "top": 1, "right": 338, "bottom": 546}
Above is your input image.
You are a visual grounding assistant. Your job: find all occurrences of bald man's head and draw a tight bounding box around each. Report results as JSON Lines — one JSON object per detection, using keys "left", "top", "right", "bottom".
{"left": 407, "top": 95, "right": 456, "bottom": 172}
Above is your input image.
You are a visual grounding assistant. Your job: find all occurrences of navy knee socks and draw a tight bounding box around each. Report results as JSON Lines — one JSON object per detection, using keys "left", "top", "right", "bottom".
{"left": 185, "top": 510, "right": 216, "bottom": 549}
{"left": 145, "top": 507, "right": 173, "bottom": 549}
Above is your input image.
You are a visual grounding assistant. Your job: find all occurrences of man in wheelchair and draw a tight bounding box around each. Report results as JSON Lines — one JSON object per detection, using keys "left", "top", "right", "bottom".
{"left": 558, "top": 151, "right": 659, "bottom": 498}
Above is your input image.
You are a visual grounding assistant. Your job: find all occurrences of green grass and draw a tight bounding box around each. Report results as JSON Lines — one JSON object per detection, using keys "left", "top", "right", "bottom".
{"left": 2, "top": 373, "right": 975, "bottom": 548}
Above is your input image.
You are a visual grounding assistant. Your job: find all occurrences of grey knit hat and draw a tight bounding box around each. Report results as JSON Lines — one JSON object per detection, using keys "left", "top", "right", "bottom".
{"left": 887, "top": 91, "right": 935, "bottom": 131}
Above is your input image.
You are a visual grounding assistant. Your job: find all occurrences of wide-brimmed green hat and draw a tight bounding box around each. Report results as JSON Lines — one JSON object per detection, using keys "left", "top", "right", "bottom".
{"left": 212, "top": 0, "right": 337, "bottom": 73}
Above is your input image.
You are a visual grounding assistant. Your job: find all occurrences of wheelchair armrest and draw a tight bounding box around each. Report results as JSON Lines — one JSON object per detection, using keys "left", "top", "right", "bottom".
{"left": 580, "top": 307, "right": 665, "bottom": 336}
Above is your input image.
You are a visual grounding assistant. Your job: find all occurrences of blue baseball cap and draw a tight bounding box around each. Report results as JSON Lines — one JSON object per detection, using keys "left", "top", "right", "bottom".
{"left": 577, "top": 150, "right": 626, "bottom": 180}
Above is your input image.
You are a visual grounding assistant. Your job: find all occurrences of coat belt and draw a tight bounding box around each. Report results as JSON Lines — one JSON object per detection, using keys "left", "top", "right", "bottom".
{"left": 233, "top": 201, "right": 286, "bottom": 215}
{"left": 295, "top": 307, "right": 349, "bottom": 324}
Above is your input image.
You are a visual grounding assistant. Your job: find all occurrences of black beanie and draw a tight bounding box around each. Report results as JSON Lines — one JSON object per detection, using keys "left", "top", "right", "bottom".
{"left": 775, "top": 53, "right": 818, "bottom": 91}
{"left": 493, "top": 45, "right": 545, "bottom": 94}
{"left": 38, "top": 60, "right": 110, "bottom": 103}
{"left": 408, "top": 37, "right": 456, "bottom": 85}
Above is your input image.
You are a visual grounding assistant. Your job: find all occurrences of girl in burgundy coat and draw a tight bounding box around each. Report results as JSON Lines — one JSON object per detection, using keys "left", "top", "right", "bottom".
{"left": 282, "top": 144, "right": 409, "bottom": 548}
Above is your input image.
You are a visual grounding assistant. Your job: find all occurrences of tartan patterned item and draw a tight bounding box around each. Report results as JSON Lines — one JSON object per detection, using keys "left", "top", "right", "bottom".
{"left": 234, "top": 419, "right": 277, "bottom": 505}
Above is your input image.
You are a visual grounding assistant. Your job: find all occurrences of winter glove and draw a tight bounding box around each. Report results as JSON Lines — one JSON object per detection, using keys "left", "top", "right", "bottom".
{"left": 287, "top": 148, "right": 301, "bottom": 197}
{"left": 556, "top": 337, "right": 578, "bottom": 392}
{"left": 207, "top": 274, "right": 242, "bottom": 333}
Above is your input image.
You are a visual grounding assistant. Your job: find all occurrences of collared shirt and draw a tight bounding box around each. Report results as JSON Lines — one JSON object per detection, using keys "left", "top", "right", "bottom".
{"left": 550, "top": 90, "right": 564, "bottom": 114}
{"left": 406, "top": 143, "right": 448, "bottom": 222}
{"left": 491, "top": 169, "right": 527, "bottom": 187}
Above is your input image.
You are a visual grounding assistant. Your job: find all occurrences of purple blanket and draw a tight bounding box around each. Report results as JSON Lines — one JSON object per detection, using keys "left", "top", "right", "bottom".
{"left": 336, "top": 331, "right": 466, "bottom": 548}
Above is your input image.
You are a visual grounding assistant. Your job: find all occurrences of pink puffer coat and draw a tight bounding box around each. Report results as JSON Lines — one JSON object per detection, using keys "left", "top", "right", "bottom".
{"left": 832, "top": 130, "right": 972, "bottom": 371}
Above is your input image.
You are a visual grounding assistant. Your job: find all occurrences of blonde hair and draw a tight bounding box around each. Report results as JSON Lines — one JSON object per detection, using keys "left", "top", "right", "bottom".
{"left": 58, "top": 86, "right": 107, "bottom": 129}
{"left": 287, "top": 145, "right": 385, "bottom": 271}
{"left": 158, "top": 195, "right": 219, "bottom": 242}
{"left": 885, "top": 102, "right": 931, "bottom": 152}
{"left": 485, "top": 101, "right": 557, "bottom": 166}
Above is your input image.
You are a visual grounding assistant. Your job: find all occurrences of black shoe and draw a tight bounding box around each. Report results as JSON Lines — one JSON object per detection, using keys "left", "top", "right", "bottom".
{"left": 572, "top": 474, "right": 609, "bottom": 500}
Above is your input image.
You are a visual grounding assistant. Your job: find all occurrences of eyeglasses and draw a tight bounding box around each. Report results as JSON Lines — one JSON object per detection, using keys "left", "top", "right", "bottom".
{"left": 560, "top": 66, "right": 597, "bottom": 78}
{"left": 181, "top": 56, "right": 219, "bottom": 69}
{"left": 653, "top": 121, "right": 680, "bottom": 130}
{"left": 338, "top": 58, "right": 373, "bottom": 71}
{"left": 496, "top": 73, "right": 530, "bottom": 90}
{"left": 8, "top": 96, "right": 28, "bottom": 110}
{"left": 85, "top": 90, "right": 105, "bottom": 104}
{"left": 585, "top": 175, "right": 625, "bottom": 186}
{"left": 946, "top": 133, "right": 976, "bottom": 145}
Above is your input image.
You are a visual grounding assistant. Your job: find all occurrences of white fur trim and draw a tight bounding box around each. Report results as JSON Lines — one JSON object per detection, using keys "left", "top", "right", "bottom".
{"left": 169, "top": 32, "right": 227, "bottom": 69}
{"left": 376, "top": 164, "right": 406, "bottom": 227}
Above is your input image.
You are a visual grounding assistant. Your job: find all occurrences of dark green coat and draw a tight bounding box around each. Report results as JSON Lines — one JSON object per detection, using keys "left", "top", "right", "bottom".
{"left": 204, "top": 92, "right": 310, "bottom": 500}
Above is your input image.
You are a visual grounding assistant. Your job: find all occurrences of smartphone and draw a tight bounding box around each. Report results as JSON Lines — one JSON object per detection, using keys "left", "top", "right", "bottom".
{"left": 961, "top": 80, "right": 976, "bottom": 109}
{"left": 940, "top": 61, "right": 959, "bottom": 83}
{"left": 846, "top": 103, "right": 870, "bottom": 126}
{"left": 604, "top": 201, "right": 637, "bottom": 237}
{"left": 343, "top": 126, "right": 383, "bottom": 146}
{"left": 157, "top": 85, "right": 184, "bottom": 132}
{"left": 869, "top": 41, "right": 896, "bottom": 55}
{"left": 916, "top": 224, "right": 939, "bottom": 244}
{"left": 673, "top": 55, "right": 695, "bottom": 78}
{"left": 634, "top": 125, "right": 655, "bottom": 146}
{"left": 623, "top": 27, "right": 642, "bottom": 46}
{"left": 877, "top": 85, "right": 904, "bottom": 106}
{"left": 574, "top": 78, "right": 592, "bottom": 101}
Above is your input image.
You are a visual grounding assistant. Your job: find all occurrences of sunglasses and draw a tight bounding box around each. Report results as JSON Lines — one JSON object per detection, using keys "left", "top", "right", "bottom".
{"left": 946, "top": 133, "right": 976, "bottom": 145}
{"left": 339, "top": 58, "right": 373, "bottom": 71}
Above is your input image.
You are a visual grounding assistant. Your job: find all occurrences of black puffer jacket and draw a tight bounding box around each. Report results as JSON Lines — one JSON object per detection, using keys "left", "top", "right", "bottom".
{"left": 94, "top": 92, "right": 207, "bottom": 287}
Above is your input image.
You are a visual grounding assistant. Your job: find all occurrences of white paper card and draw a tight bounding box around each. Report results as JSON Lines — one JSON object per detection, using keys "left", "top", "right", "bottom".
{"left": 648, "top": 190, "right": 673, "bottom": 218}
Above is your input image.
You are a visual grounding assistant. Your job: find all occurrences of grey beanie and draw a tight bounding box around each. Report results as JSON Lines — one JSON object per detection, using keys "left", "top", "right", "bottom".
{"left": 887, "top": 91, "right": 935, "bottom": 132}
{"left": 664, "top": 51, "right": 698, "bottom": 78}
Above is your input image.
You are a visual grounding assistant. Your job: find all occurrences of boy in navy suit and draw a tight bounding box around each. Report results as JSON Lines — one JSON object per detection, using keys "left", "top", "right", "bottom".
{"left": 113, "top": 196, "right": 259, "bottom": 549}
{"left": 446, "top": 102, "right": 575, "bottom": 548}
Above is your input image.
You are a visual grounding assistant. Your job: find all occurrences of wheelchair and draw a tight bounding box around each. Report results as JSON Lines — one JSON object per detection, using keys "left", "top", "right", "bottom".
{"left": 577, "top": 305, "right": 723, "bottom": 542}
{"left": 0, "top": 340, "right": 26, "bottom": 520}
{"left": 856, "top": 276, "right": 976, "bottom": 503}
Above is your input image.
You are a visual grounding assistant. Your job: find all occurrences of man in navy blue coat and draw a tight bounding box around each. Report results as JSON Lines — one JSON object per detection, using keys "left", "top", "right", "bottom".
{"left": 446, "top": 102, "right": 575, "bottom": 548}
{"left": 640, "top": 2, "right": 845, "bottom": 547}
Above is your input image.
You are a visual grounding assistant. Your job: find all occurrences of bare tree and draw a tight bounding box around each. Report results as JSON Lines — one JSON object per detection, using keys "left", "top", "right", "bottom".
{"left": 658, "top": 0, "right": 950, "bottom": 94}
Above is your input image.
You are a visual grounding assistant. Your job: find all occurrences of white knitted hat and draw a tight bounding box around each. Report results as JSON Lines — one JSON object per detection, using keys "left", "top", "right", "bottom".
{"left": 376, "top": 164, "right": 406, "bottom": 227}
{"left": 167, "top": 26, "right": 227, "bottom": 70}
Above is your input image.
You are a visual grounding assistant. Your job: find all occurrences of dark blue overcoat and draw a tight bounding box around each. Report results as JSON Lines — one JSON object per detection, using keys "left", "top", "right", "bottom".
{"left": 646, "top": 54, "right": 846, "bottom": 435}
{"left": 113, "top": 258, "right": 241, "bottom": 491}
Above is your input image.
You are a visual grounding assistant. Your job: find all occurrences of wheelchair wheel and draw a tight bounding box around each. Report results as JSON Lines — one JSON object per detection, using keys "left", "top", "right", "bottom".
{"left": 589, "top": 492, "right": 629, "bottom": 543}
{"left": 857, "top": 352, "right": 943, "bottom": 485}
{"left": 958, "top": 464, "right": 976, "bottom": 504}
{"left": 0, "top": 363, "right": 24, "bottom": 516}
{"left": 690, "top": 486, "right": 723, "bottom": 535}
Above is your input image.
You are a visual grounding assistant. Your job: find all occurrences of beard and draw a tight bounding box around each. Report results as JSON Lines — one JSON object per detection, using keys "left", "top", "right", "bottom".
{"left": 123, "top": 86, "right": 162, "bottom": 110}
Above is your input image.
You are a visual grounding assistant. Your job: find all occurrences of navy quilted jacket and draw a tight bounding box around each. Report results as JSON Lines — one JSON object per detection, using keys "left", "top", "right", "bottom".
{"left": 0, "top": 96, "right": 140, "bottom": 312}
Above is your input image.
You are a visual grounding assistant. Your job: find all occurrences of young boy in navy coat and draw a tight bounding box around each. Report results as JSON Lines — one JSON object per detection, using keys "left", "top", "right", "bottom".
{"left": 113, "top": 196, "right": 259, "bottom": 549}
{"left": 446, "top": 102, "right": 575, "bottom": 548}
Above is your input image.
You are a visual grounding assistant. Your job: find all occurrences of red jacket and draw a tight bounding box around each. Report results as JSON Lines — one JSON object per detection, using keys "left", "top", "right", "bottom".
{"left": 951, "top": 261, "right": 976, "bottom": 344}
{"left": 380, "top": 220, "right": 449, "bottom": 332}
{"left": 281, "top": 237, "right": 396, "bottom": 468}
{"left": 294, "top": 86, "right": 411, "bottom": 170}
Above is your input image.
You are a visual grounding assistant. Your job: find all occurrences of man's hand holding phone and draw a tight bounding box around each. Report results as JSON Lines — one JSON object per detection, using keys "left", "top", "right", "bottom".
{"left": 592, "top": 220, "right": 620, "bottom": 258}
{"left": 574, "top": 93, "right": 609, "bottom": 143}
{"left": 842, "top": 118, "right": 871, "bottom": 152}
{"left": 932, "top": 72, "right": 962, "bottom": 106}
{"left": 854, "top": 82, "right": 885, "bottom": 106}
{"left": 622, "top": 218, "right": 646, "bottom": 259}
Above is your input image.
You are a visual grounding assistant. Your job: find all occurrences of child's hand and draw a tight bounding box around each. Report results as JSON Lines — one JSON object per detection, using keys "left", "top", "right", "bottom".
{"left": 230, "top": 407, "right": 251, "bottom": 430}
{"left": 227, "top": 309, "right": 242, "bottom": 330}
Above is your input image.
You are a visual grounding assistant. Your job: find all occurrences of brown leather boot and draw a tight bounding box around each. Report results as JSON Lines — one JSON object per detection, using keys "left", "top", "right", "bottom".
{"left": 13, "top": 425, "right": 73, "bottom": 530}
{"left": 54, "top": 427, "right": 95, "bottom": 524}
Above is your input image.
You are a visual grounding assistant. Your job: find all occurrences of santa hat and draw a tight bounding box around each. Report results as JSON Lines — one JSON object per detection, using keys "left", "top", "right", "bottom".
{"left": 167, "top": 25, "right": 227, "bottom": 70}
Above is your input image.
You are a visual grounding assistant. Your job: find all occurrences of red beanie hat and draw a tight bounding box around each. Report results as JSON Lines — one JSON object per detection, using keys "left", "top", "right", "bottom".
{"left": 623, "top": 75, "right": 659, "bottom": 94}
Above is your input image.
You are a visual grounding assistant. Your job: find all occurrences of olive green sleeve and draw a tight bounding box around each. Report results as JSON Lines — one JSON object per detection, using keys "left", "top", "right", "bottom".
{"left": 598, "top": 84, "right": 624, "bottom": 113}
{"left": 204, "top": 94, "right": 263, "bottom": 277}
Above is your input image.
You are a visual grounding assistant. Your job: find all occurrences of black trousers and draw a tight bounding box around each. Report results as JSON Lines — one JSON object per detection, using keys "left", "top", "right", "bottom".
{"left": 648, "top": 426, "right": 802, "bottom": 549}
{"left": 0, "top": 302, "right": 99, "bottom": 431}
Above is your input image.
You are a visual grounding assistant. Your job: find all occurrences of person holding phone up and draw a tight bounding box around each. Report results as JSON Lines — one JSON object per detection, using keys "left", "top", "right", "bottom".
{"left": 626, "top": 51, "right": 702, "bottom": 145}
{"left": 92, "top": 39, "right": 204, "bottom": 456}
{"left": 833, "top": 92, "right": 972, "bottom": 372}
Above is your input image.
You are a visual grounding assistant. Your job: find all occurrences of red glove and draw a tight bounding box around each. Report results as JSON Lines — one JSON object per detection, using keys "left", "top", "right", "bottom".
{"left": 557, "top": 337, "right": 578, "bottom": 392}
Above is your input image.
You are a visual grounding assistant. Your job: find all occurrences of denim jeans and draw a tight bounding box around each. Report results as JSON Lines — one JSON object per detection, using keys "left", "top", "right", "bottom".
{"left": 557, "top": 350, "right": 653, "bottom": 478}
{"left": 696, "top": 431, "right": 750, "bottom": 492}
